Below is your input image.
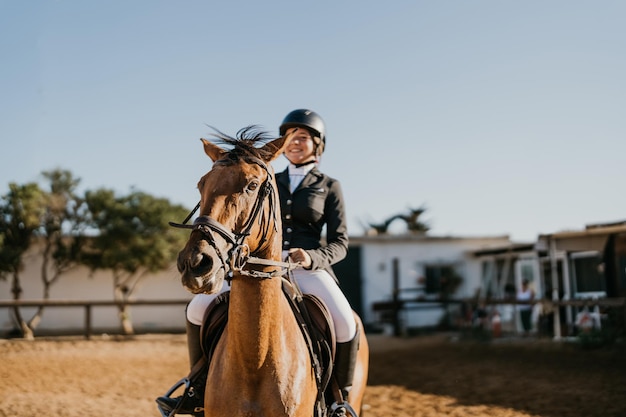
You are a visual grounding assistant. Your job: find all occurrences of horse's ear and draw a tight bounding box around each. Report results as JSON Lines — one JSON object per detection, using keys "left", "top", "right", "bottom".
{"left": 262, "top": 128, "right": 297, "bottom": 162}
{"left": 201, "top": 138, "right": 227, "bottom": 162}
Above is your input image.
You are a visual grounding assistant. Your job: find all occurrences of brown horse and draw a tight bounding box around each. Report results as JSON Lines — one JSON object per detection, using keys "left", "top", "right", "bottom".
{"left": 175, "top": 127, "right": 368, "bottom": 417}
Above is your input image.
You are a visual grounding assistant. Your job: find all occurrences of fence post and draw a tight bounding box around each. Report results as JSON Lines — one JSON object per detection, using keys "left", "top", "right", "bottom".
{"left": 392, "top": 258, "right": 401, "bottom": 337}
{"left": 85, "top": 305, "right": 92, "bottom": 340}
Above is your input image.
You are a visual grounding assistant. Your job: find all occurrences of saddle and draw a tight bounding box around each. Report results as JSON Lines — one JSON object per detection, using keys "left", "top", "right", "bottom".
{"left": 198, "top": 279, "right": 337, "bottom": 416}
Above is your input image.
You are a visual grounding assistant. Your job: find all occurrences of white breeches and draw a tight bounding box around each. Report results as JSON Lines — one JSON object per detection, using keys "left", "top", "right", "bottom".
{"left": 186, "top": 267, "right": 357, "bottom": 343}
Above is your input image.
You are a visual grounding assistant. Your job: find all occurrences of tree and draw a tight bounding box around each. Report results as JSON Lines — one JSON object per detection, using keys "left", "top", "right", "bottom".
{"left": 83, "top": 188, "right": 189, "bottom": 334}
{"left": 1, "top": 170, "right": 191, "bottom": 338}
{"left": 0, "top": 182, "right": 47, "bottom": 339}
{"left": 0, "top": 170, "right": 88, "bottom": 339}
{"left": 34, "top": 169, "right": 89, "bottom": 327}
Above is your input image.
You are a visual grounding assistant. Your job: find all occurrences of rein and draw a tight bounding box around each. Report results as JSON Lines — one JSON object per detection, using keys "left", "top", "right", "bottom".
{"left": 169, "top": 154, "right": 299, "bottom": 280}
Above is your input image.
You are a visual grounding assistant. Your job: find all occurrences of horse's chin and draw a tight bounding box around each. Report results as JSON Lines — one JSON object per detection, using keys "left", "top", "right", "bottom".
{"left": 183, "top": 269, "right": 226, "bottom": 295}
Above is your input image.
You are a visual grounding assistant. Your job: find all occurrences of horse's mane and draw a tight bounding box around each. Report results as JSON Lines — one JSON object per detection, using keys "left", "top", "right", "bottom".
{"left": 207, "top": 125, "right": 276, "bottom": 161}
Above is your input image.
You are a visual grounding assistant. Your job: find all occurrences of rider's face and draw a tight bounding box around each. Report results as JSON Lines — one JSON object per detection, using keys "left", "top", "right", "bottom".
{"left": 284, "top": 129, "right": 316, "bottom": 164}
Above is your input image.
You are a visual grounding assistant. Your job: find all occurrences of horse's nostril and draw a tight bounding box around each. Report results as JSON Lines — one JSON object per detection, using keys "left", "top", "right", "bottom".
{"left": 182, "top": 250, "right": 213, "bottom": 276}
{"left": 177, "top": 243, "right": 217, "bottom": 278}
{"left": 191, "top": 252, "right": 204, "bottom": 268}
{"left": 196, "top": 254, "right": 212, "bottom": 271}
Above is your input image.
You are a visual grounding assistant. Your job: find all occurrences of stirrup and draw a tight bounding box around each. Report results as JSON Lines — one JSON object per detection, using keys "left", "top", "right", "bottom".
{"left": 156, "top": 377, "right": 202, "bottom": 417}
{"left": 330, "top": 401, "right": 359, "bottom": 417}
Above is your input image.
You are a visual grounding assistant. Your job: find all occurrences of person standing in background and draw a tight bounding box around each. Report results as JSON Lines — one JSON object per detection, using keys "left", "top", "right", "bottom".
{"left": 517, "top": 279, "right": 535, "bottom": 335}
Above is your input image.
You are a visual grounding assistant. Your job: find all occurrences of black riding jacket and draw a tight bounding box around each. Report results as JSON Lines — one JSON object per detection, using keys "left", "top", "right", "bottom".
{"left": 276, "top": 166, "right": 349, "bottom": 274}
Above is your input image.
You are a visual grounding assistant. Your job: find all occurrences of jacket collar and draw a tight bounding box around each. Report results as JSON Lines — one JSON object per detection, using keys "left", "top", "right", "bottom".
{"left": 278, "top": 166, "right": 322, "bottom": 191}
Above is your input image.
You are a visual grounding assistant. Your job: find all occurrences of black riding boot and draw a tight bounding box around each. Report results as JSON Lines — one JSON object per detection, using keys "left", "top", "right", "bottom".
{"left": 156, "top": 319, "right": 206, "bottom": 416}
{"left": 331, "top": 328, "right": 360, "bottom": 417}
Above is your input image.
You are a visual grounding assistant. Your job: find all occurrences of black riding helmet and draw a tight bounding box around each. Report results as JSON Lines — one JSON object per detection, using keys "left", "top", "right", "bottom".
{"left": 279, "top": 109, "right": 326, "bottom": 156}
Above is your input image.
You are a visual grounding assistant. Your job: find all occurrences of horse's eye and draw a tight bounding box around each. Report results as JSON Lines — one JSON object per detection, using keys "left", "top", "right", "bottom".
{"left": 246, "top": 181, "right": 259, "bottom": 192}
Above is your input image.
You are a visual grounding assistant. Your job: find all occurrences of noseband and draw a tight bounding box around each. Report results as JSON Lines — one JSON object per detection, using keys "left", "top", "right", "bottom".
{"left": 170, "top": 154, "right": 297, "bottom": 280}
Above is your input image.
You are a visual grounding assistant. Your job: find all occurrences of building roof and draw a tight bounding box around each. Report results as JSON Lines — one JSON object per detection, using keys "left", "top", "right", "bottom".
{"left": 535, "top": 221, "right": 626, "bottom": 252}
{"left": 470, "top": 243, "right": 537, "bottom": 257}
{"left": 539, "top": 222, "right": 626, "bottom": 240}
{"left": 349, "top": 233, "right": 511, "bottom": 245}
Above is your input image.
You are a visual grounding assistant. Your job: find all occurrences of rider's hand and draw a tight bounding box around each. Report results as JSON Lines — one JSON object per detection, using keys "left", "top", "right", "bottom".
{"left": 288, "top": 248, "right": 312, "bottom": 269}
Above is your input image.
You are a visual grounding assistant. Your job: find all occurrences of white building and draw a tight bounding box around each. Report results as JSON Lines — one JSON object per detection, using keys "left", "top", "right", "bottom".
{"left": 333, "top": 233, "right": 513, "bottom": 332}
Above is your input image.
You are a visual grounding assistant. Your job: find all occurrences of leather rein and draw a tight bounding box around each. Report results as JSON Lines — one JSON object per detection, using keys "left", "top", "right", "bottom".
{"left": 169, "top": 154, "right": 298, "bottom": 280}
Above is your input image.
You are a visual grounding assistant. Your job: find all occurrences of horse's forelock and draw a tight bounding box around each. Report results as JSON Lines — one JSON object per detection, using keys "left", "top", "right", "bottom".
{"left": 208, "top": 125, "right": 274, "bottom": 161}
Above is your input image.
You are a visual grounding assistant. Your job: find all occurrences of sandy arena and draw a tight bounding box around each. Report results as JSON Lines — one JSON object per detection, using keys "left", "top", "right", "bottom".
{"left": 1, "top": 333, "right": 625, "bottom": 417}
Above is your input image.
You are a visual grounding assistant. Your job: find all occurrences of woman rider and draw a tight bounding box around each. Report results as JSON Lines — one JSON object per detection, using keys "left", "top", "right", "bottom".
{"left": 157, "top": 109, "right": 359, "bottom": 417}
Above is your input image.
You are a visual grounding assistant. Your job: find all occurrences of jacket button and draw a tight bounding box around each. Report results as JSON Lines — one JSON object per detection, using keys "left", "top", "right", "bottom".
{"left": 284, "top": 240, "right": 290, "bottom": 246}
{"left": 285, "top": 214, "right": 292, "bottom": 219}
{"left": 286, "top": 199, "right": 292, "bottom": 205}
{"left": 286, "top": 227, "right": 293, "bottom": 233}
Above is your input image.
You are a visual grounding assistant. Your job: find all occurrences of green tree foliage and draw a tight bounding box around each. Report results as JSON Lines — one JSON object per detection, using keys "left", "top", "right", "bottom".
{"left": 1, "top": 169, "right": 191, "bottom": 338}
{"left": 83, "top": 188, "right": 189, "bottom": 334}
{"left": 0, "top": 182, "right": 46, "bottom": 281}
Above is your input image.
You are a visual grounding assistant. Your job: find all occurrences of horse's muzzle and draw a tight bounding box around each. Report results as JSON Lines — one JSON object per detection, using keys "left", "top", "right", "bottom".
{"left": 177, "top": 242, "right": 225, "bottom": 294}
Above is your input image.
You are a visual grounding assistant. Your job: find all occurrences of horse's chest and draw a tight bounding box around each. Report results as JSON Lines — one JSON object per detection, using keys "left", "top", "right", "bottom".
{"left": 205, "top": 349, "right": 315, "bottom": 417}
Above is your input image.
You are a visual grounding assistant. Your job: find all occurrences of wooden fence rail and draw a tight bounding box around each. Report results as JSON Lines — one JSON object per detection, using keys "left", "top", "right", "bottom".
{"left": 372, "top": 296, "right": 626, "bottom": 337}
{"left": 0, "top": 299, "right": 191, "bottom": 339}
{"left": 372, "top": 297, "right": 626, "bottom": 311}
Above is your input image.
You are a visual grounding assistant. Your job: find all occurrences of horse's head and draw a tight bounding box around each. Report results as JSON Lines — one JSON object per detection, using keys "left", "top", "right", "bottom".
{"left": 176, "top": 126, "right": 294, "bottom": 294}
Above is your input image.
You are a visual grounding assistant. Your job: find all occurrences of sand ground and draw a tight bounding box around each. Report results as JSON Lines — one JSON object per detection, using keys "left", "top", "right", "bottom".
{"left": 1, "top": 333, "right": 625, "bottom": 417}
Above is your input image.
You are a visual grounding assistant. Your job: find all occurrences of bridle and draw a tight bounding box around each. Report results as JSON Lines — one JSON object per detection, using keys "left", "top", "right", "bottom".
{"left": 169, "top": 153, "right": 298, "bottom": 280}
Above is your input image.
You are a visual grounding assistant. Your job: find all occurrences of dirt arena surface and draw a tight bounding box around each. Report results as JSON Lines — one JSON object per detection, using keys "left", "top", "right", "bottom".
{"left": 1, "top": 333, "right": 625, "bottom": 417}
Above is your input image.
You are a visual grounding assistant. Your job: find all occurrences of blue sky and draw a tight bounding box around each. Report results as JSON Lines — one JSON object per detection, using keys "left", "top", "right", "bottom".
{"left": 1, "top": 1, "right": 625, "bottom": 242}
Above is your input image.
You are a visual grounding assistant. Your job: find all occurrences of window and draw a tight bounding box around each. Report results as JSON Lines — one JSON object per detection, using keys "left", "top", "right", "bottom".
{"left": 425, "top": 264, "right": 462, "bottom": 296}
{"left": 571, "top": 252, "right": 605, "bottom": 295}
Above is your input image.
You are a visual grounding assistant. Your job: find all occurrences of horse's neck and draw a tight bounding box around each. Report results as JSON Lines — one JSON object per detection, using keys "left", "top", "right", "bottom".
{"left": 226, "top": 269, "right": 288, "bottom": 366}
{"left": 224, "top": 212, "right": 292, "bottom": 368}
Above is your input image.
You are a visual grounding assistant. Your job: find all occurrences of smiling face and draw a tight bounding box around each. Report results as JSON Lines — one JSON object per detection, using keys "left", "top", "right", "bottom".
{"left": 284, "top": 128, "right": 316, "bottom": 165}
